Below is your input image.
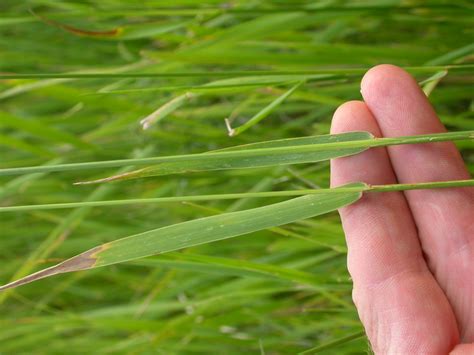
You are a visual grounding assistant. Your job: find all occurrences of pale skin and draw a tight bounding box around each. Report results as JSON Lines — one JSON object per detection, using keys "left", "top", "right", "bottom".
{"left": 330, "top": 65, "right": 473, "bottom": 354}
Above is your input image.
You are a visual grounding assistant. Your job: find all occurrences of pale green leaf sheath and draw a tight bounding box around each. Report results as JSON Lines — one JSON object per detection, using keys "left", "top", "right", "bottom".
{"left": 0, "top": 183, "right": 364, "bottom": 291}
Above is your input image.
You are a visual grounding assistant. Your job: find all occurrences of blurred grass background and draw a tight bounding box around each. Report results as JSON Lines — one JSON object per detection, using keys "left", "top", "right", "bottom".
{"left": 0, "top": 0, "right": 472, "bottom": 353}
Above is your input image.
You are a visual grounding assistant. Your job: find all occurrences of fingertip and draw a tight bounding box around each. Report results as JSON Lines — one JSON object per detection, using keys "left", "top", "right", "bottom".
{"left": 360, "top": 63, "right": 445, "bottom": 135}
{"left": 361, "top": 64, "right": 416, "bottom": 101}
{"left": 331, "top": 100, "right": 379, "bottom": 136}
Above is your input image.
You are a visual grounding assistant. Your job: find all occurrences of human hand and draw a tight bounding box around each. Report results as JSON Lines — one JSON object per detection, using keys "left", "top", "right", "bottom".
{"left": 330, "top": 65, "right": 473, "bottom": 354}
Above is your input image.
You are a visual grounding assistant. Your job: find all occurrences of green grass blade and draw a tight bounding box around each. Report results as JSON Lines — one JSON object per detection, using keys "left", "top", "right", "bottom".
{"left": 2, "top": 179, "right": 472, "bottom": 213}
{"left": 0, "top": 135, "right": 55, "bottom": 158}
{"left": 299, "top": 330, "right": 366, "bottom": 354}
{"left": 137, "top": 76, "right": 329, "bottom": 129}
{"left": 74, "top": 130, "right": 472, "bottom": 184}
{"left": 76, "top": 131, "right": 373, "bottom": 183}
{"left": 0, "top": 183, "right": 364, "bottom": 291}
{"left": 130, "top": 253, "right": 333, "bottom": 288}
{"left": 1, "top": 131, "right": 472, "bottom": 179}
{"left": 2, "top": 65, "right": 473, "bottom": 80}
{"left": 0, "top": 111, "right": 94, "bottom": 150}
{"left": 115, "top": 21, "right": 190, "bottom": 40}
{"left": 228, "top": 81, "right": 304, "bottom": 136}
{"left": 422, "top": 70, "right": 448, "bottom": 96}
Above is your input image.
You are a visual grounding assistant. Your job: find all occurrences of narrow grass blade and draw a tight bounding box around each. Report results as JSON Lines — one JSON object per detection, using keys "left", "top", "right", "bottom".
{"left": 0, "top": 135, "right": 55, "bottom": 158}
{"left": 421, "top": 70, "right": 448, "bottom": 96}
{"left": 0, "top": 183, "right": 364, "bottom": 291}
{"left": 0, "top": 111, "right": 94, "bottom": 150}
{"left": 74, "top": 130, "right": 473, "bottom": 184}
{"left": 138, "top": 76, "right": 328, "bottom": 129}
{"left": 2, "top": 179, "right": 472, "bottom": 212}
{"left": 76, "top": 131, "right": 373, "bottom": 183}
{"left": 115, "top": 21, "right": 189, "bottom": 40}
{"left": 425, "top": 43, "right": 474, "bottom": 65}
{"left": 299, "top": 330, "right": 366, "bottom": 354}
{"left": 0, "top": 131, "right": 472, "bottom": 178}
{"left": 140, "top": 92, "right": 197, "bottom": 129}
{"left": 2, "top": 65, "right": 473, "bottom": 80}
{"left": 131, "top": 253, "right": 332, "bottom": 288}
{"left": 227, "top": 81, "right": 304, "bottom": 136}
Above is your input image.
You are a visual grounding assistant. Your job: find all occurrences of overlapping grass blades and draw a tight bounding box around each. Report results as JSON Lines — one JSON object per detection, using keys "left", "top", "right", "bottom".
{"left": 75, "top": 130, "right": 472, "bottom": 184}
{"left": 0, "top": 183, "right": 364, "bottom": 291}
{"left": 1, "top": 1, "right": 473, "bottom": 353}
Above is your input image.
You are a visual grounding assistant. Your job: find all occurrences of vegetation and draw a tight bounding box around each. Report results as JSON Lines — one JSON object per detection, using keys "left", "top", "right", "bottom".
{"left": 0, "top": 1, "right": 472, "bottom": 353}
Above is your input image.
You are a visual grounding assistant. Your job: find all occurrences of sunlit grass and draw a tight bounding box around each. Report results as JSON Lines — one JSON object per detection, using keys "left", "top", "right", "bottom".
{"left": 0, "top": 0, "right": 472, "bottom": 353}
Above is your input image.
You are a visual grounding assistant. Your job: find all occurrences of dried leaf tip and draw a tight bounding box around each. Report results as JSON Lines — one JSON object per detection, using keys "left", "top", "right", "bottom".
{"left": 73, "top": 170, "right": 143, "bottom": 185}
{"left": 225, "top": 118, "right": 236, "bottom": 137}
{"left": 0, "top": 246, "right": 104, "bottom": 292}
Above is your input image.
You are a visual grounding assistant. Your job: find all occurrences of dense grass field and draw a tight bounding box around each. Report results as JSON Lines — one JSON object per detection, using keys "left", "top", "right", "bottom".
{"left": 0, "top": 1, "right": 472, "bottom": 353}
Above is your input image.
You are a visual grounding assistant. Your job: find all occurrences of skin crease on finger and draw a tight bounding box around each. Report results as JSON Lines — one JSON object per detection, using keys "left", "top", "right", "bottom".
{"left": 330, "top": 65, "right": 474, "bottom": 354}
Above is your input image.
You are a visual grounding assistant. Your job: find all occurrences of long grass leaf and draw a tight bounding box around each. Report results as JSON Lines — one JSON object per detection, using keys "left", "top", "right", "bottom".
{"left": 0, "top": 183, "right": 363, "bottom": 291}
{"left": 0, "top": 131, "right": 472, "bottom": 179}
{"left": 2, "top": 179, "right": 473, "bottom": 213}
{"left": 2, "top": 65, "right": 473, "bottom": 80}
{"left": 74, "top": 130, "right": 472, "bottom": 184}
{"left": 76, "top": 131, "right": 372, "bottom": 183}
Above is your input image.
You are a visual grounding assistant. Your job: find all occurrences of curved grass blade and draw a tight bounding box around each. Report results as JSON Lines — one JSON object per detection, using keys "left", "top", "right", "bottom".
{"left": 0, "top": 183, "right": 364, "bottom": 291}
{"left": 76, "top": 131, "right": 373, "bottom": 184}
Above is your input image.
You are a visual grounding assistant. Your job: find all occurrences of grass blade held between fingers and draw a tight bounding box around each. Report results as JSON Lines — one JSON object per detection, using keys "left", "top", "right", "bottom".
{"left": 0, "top": 131, "right": 371, "bottom": 177}
{"left": 0, "top": 131, "right": 471, "bottom": 180}
{"left": 74, "top": 130, "right": 473, "bottom": 183}
{"left": 1, "top": 179, "right": 473, "bottom": 213}
{"left": 0, "top": 183, "right": 364, "bottom": 292}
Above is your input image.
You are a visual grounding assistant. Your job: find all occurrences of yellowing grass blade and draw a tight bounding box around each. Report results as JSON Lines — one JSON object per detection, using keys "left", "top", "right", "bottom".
{"left": 0, "top": 183, "right": 364, "bottom": 291}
